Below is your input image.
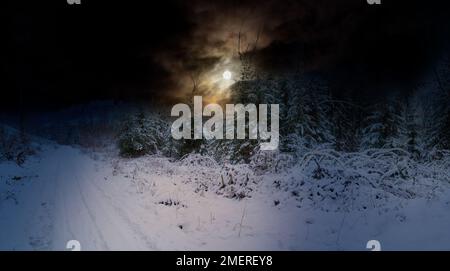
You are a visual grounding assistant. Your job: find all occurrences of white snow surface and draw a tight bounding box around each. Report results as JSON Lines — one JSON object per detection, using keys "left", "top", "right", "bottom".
{"left": 1, "top": 141, "right": 450, "bottom": 250}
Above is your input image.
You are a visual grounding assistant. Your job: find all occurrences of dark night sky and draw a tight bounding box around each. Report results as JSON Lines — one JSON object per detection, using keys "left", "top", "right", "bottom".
{"left": 3, "top": 0, "right": 450, "bottom": 111}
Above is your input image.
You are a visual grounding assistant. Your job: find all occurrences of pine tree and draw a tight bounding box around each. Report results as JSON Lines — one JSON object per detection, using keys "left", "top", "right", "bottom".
{"left": 118, "top": 110, "right": 179, "bottom": 158}
{"left": 330, "top": 101, "right": 362, "bottom": 152}
{"left": 361, "top": 99, "right": 401, "bottom": 149}
{"left": 428, "top": 56, "right": 450, "bottom": 150}
{"left": 393, "top": 95, "right": 424, "bottom": 159}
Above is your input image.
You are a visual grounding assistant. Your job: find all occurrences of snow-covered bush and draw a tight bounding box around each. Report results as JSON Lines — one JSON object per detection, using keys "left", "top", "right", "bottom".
{"left": 179, "top": 153, "right": 218, "bottom": 168}
{"left": 177, "top": 154, "right": 257, "bottom": 199}
{"left": 118, "top": 111, "right": 180, "bottom": 158}
{"left": 269, "top": 147, "right": 447, "bottom": 212}
{"left": 249, "top": 149, "right": 295, "bottom": 174}
{"left": 0, "top": 126, "right": 35, "bottom": 166}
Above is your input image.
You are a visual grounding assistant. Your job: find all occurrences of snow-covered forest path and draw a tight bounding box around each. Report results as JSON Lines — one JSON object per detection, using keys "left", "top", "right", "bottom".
{"left": 0, "top": 144, "right": 305, "bottom": 250}
{"left": 2, "top": 143, "right": 450, "bottom": 250}
{"left": 0, "top": 146, "right": 157, "bottom": 250}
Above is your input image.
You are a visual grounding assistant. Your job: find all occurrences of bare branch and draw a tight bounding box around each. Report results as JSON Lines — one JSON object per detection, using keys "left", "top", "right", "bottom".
{"left": 252, "top": 24, "right": 263, "bottom": 52}
{"left": 189, "top": 73, "right": 197, "bottom": 95}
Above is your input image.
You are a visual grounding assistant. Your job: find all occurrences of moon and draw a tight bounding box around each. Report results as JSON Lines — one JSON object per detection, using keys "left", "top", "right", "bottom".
{"left": 222, "top": 70, "right": 232, "bottom": 80}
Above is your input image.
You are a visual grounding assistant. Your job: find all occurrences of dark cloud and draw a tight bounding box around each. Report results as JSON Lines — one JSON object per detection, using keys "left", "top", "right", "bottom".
{"left": 3, "top": 0, "right": 450, "bottom": 110}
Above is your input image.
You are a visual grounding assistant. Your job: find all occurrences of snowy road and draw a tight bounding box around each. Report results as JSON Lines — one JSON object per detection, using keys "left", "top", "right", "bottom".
{"left": 0, "top": 145, "right": 306, "bottom": 250}
{"left": 2, "top": 144, "right": 450, "bottom": 250}
{"left": 0, "top": 146, "right": 157, "bottom": 250}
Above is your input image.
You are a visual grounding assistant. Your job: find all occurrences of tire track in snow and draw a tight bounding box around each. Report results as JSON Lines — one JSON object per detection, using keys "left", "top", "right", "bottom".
{"left": 72, "top": 172, "right": 110, "bottom": 250}
{"left": 57, "top": 146, "right": 156, "bottom": 250}
{"left": 52, "top": 158, "right": 79, "bottom": 249}
{"left": 88, "top": 176, "right": 158, "bottom": 250}
{"left": 51, "top": 147, "right": 110, "bottom": 250}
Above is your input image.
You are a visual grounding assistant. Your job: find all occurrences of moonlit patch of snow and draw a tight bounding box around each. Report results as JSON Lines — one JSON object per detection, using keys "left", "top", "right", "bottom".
{"left": 2, "top": 129, "right": 450, "bottom": 250}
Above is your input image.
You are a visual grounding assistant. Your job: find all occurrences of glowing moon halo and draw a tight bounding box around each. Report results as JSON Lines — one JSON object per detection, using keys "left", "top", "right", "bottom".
{"left": 222, "top": 70, "right": 232, "bottom": 80}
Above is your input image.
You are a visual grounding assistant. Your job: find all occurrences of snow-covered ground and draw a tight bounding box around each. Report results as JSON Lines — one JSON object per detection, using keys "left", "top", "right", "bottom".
{"left": 1, "top": 139, "right": 450, "bottom": 250}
